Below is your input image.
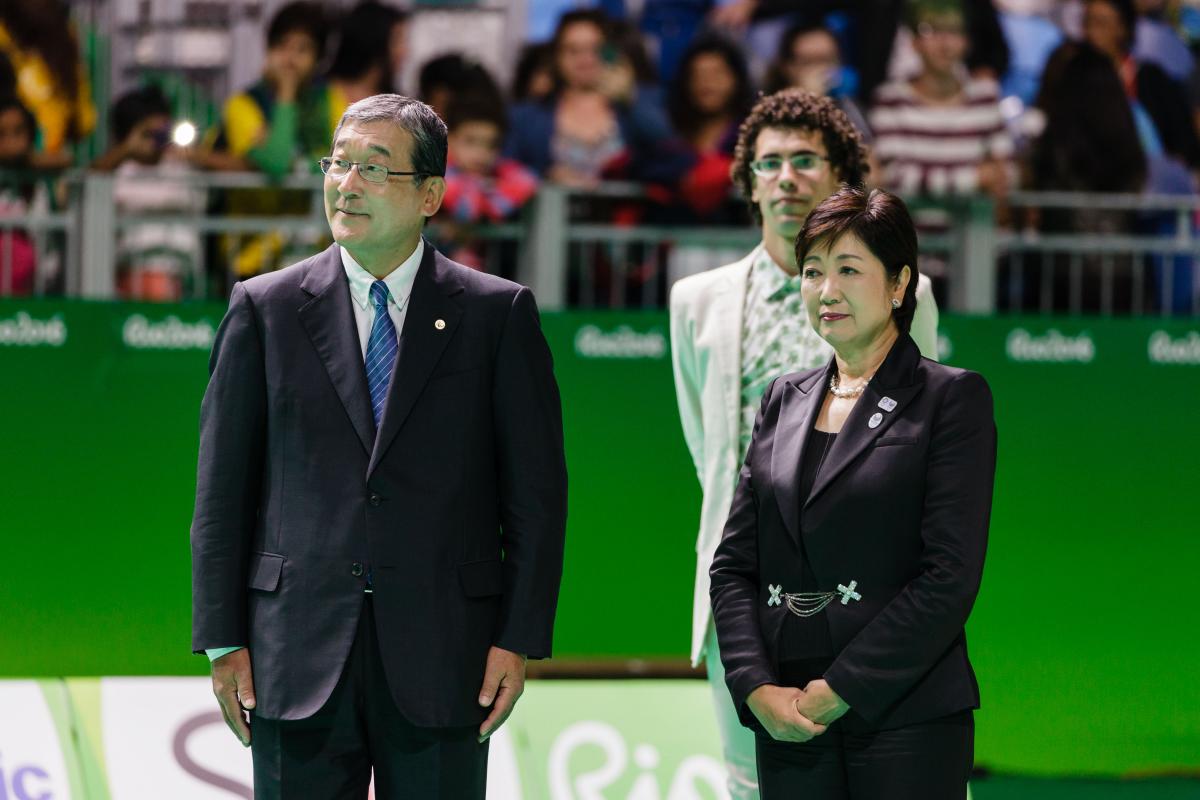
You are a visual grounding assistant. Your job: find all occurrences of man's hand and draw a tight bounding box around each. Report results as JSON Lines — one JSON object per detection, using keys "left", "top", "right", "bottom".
{"left": 477, "top": 646, "right": 527, "bottom": 742}
{"left": 211, "top": 648, "right": 255, "bottom": 747}
{"left": 795, "top": 679, "right": 850, "bottom": 726}
{"left": 746, "top": 684, "right": 828, "bottom": 742}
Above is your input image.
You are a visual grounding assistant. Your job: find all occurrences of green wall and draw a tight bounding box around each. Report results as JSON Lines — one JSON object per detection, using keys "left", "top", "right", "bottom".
{"left": 1, "top": 299, "right": 1198, "bottom": 775}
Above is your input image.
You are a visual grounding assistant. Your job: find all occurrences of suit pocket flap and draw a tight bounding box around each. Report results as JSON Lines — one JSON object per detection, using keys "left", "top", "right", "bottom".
{"left": 875, "top": 435, "right": 918, "bottom": 447}
{"left": 248, "top": 552, "right": 284, "bottom": 591}
{"left": 458, "top": 559, "right": 503, "bottom": 598}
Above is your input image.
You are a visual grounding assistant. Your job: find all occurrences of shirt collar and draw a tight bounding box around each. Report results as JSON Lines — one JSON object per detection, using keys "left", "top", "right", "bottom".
{"left": 753, "top": 245, "right": 802, "bottom": 301}
{"left": 340, "top": 239, "right": 424, "bottom": 311}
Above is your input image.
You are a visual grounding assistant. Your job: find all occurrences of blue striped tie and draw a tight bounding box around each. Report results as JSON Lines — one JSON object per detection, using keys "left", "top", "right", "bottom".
{"left": 364, "top": 280, "right": 398, "bottom": 428}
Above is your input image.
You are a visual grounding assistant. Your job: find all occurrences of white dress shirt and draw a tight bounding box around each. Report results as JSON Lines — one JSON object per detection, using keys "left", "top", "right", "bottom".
{"left": 205, "top": 240, "right": 425, "bottom": 663}
{"left": 340, "top": 239, "right": 424, "bottom": 355}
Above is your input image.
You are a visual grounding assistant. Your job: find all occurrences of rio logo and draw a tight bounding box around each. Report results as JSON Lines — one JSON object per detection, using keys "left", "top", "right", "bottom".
{"left": 548, "top": 721, "right": 726, "bottom": 800}
{"left": 0, "top": 752, "right": 54, "bottom": 800}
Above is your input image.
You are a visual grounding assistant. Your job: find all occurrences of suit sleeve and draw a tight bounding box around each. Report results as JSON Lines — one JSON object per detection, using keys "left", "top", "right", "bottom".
{"left": 491, "top": 287, "right": 568, "bottom": 659}
{"left": 823, "top": 371, "right": 996, "bottom": 722}
{"left": 669, "top": 282, "right": 705, "bottom": 485}
{"left": 709, "top": 382, "right": 779, "bottom": 720}
{"left": 191, "top": 283, "right": 268, "bottom": 653}
{"left": 911, "top": 274, "right": 941, "bottom": 361}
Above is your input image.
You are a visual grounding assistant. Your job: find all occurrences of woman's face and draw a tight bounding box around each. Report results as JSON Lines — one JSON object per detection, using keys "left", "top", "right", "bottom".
{"left": 557, "top": 21, "right": 604, "bottom": 90}
{"left": 1084, "top": 0, "right": 1129, "bottom": 60}
{"left": 689, "top": 52, "right": 738, "bottom": 115}
{"left": 800, "top": 233, "right": 909, "bottom": 352}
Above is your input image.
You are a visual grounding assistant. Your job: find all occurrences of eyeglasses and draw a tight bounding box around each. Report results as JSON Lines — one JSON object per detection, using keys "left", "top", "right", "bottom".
{"left": 750, "top": 153, "right": 828, "bottom": 178}
{"left": 319, "top": 157, "right": 424, "bottom": 184}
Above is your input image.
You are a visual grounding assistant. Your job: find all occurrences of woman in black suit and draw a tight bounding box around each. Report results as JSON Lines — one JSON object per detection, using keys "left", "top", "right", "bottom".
{"left": 709, "top": 186, "right": 996, "bottom": 799}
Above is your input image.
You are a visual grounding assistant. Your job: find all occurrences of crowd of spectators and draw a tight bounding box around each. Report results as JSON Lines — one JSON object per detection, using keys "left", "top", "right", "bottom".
{"left": 1, "top": 0, "right": 1198, "bottom": 305}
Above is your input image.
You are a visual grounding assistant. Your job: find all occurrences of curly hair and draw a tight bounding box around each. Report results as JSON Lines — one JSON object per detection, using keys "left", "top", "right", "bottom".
{"left": 730, "top": 89, "right": 869, "bottom": 225}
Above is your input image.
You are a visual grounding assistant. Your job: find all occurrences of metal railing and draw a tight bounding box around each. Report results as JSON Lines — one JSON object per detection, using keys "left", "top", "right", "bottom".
{"left": 2, "top": 171, "right": 1197, "bottom": 315}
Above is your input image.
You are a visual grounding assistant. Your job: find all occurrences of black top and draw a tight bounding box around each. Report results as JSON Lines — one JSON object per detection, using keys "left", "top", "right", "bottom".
{"left": 710, "top": 333, "right": 997, "bottom": 731}
{"left": 777, "top": 428, "right": 837, "bottom": 664}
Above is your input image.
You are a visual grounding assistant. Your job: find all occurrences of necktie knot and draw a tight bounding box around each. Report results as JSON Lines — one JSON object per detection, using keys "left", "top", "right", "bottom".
{"left": 370, "top": 280, "right": 390, "bottom": 310}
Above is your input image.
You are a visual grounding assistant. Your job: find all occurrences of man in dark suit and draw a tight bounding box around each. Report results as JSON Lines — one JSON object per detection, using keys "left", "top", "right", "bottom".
{"left": 190, "top": 94, "right": 567, "bottom": 799}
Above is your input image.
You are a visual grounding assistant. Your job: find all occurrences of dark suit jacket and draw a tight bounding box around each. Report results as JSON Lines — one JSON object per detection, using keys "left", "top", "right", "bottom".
{"left": 710, "top": 334, "right": 996, "bottom": 733}
{"left": 191, "top": 242, "right": 567, "bottom": 726}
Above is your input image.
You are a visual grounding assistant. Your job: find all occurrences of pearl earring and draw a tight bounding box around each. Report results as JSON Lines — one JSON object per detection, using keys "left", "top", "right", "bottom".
{"left": 891, "top": 298, "right": 901, "bottom": 309}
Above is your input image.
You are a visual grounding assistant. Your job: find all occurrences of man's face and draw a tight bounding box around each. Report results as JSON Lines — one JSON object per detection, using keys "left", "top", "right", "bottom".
{"left": 265, "top": 30, "right": 319, "bottom": 87}
{"left": 912, "top": 13, "right": 969, "bottom": 76}
{"left": 788, "top": 30, "right": 841, "bottom": 95}
{"left": 0, "top": 108, "right": 33, "bottom": 166}
{"left": 448, "top": 120, "right": 501, "bottom": 176}
{"left": 324, "top": 120, "right": 446, "bottom": 260}
{"left": 750, "top": 126, "right": 841, "bottom": 243}
{"left": 126, "top": 113, "right": 172, "bottom": 165}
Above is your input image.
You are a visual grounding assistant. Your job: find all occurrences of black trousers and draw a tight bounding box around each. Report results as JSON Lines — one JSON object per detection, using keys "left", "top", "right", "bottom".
{"left": 755, "top": 710, "right": 974, "bottom": 800}
{"left": 755, "top": 657, "right": 973, "bottom": 800}
{"left": 250, "top": 595, "right": 488, "bottom": 799}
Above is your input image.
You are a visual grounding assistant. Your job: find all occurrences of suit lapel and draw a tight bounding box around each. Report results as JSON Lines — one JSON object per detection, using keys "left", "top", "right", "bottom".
{"left": 368, "top": 245, "right": 464, "bottom": 476}
{"left": 771, "top": 365, "right": 832, "bottom": 545}
{"left": 298, "top": 245, "right": 375, "bottom": 456}
{"left": 713, "top": 250, "right": 754, "bottom": 455}
{"left": 805, "top": 335, "right": 926, "bottom": 508}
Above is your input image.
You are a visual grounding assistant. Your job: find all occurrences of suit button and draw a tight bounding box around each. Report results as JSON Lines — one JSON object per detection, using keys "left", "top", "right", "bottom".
{"left": 351, "top": 562, "right": 364, "bottom": 577}
{"left": 369, "top": 493, "right": 382, "bottom": 507}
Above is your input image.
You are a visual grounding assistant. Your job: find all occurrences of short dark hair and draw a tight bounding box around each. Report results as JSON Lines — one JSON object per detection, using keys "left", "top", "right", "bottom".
{"left": 334, "top": 93, "right": 447, "bottom": 179}
{"left": 417, "top": 54, "right": 500, "bottom": 106}
{"left": 266, "top": 1, "right": 327, "bottom": 61}
{"left": 444, "top": 91, "right": 508, "bottom": 135}
{"left": 110, "top": 85, "right": 171, "bottom": 142}
{"left": 795, "top": 185, "right": 920, "bottom": 334}
{"left": 327, "top": 1, "right": 408, "bottom": 85}
{"left": 731, "top": 89, "right": 869, "bottom": 224}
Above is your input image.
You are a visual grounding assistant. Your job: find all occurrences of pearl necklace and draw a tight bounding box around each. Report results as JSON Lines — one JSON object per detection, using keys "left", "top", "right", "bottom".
{"left": 829, "top": 371, "right": 872, "bottom": 398}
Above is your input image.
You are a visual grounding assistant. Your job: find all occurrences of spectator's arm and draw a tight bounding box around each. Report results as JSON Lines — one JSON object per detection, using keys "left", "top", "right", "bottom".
{"left": 246, "top": 102, "right": 300, "bottom": 178}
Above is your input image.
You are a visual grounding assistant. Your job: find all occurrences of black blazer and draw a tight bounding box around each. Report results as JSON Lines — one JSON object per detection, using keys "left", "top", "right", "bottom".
{"left": 191, "top": 242, "right": 567, "bottom": 726}
{"left": 710, "top": 334, "right": 996, "bottom": 733}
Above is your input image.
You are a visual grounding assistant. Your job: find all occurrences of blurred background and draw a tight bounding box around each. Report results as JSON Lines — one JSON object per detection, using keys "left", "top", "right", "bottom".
{"left": 0, "top": 0, "right": 1198, "bottom": 798}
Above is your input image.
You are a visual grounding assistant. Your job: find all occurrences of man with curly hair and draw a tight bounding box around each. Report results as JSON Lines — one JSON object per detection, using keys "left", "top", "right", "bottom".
{"left": 668, "top": 88, "right": 939, "bottom": 799}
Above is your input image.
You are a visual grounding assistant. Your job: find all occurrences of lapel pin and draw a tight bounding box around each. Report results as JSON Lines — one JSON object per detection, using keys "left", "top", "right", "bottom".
{"left": 878, "top": 396, "right": 897, "bottom": 412}
{"left": 434, "top": 319, "right": 446, "bottom": 330}
{"left": 868, "top": 412, "right": 883, "bottom": 429}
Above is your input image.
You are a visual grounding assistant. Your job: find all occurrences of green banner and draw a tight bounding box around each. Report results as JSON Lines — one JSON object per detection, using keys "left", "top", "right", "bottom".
{"left": 1, "top": 300, "right": 1197, "bottom": 775}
